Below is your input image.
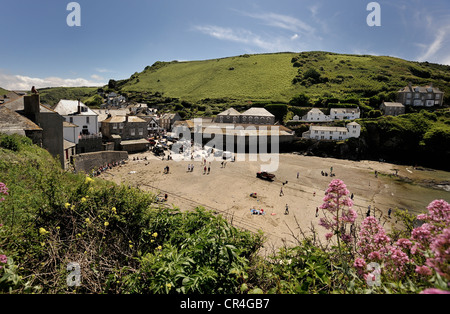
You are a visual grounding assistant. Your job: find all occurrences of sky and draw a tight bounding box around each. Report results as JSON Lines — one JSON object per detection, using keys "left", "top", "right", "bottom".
{"left": 1, "top": 0, "right": 450, "bottom": 90}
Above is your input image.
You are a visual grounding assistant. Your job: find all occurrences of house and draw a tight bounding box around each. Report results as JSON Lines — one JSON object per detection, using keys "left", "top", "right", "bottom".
{"left": 160, "top": 112, "right": 182, "bottom": 132}
{"left": 329, "top": 108, "right": 360, "bottom": 120}
{"left": 53, "top": 100, "right": 100, "bottom": 142}
{"left": 101, "top": 115, "right": 149, "bottom": 152}
{"left": 53, "top": 100, "right": 102, "bottom": 154}
{"left": 302, "top": 108, "right": 330, "bottom": 122}
{"left": 380, "top": 102, "right": 405, "bottom": 116}
{"left": 214, "top": 107, "right": 276, "bottom": 125}
{"left": 214, "top": 108, "right": 241, "bottom": 124}
{"left": 302, "top": 122, "right": 361, "bottom": 141}
{"left": 240, "top": 108, "right": 275, "bottom": 125}
{"left": 301, "top": 108, "right": 360, "bottom": 122}
{"left": 2, "top": 94, "right": 66, "bottom": 168}
{"left": 397, "top": 83, "right": 444, "bottom": 107}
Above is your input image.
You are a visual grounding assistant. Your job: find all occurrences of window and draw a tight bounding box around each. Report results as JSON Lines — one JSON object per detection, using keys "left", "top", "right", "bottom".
{"left": 138, "top": 128, "right": 143, "bottom": 136}
{"left": 436, "top": 94, "right": 441, "bottom": 99}
{"left": 130, "top": 129, "right": 135, "bottom": 136}
{"left": 119, "top": 123, "right": 124, "bottom": 129}
{"left": 86, "top": 117, "right": 90, "bottom": 124}
{"left": 113, "top": 123, "right": 118, "bottom": 130}
{"left": 69, "top": 117, "right": 73, "bottom": 123}
{"left": 406, "top": 93, "right": 412, "bottom": 99}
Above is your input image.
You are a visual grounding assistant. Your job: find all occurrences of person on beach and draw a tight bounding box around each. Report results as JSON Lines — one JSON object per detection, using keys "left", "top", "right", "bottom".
{"left": 285, "top": 204, "right": 289, "bottom": 215}
{"left": 316, "top": 207, "right": 319, "bottom": 217}
{"left": 280, "top": 187, "right": 284, "bottom": 197}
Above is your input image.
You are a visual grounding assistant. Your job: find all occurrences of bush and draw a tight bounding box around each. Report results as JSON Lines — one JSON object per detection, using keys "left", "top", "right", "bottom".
{"left": 289, "top": 93, "right": 311, "bottom": 107}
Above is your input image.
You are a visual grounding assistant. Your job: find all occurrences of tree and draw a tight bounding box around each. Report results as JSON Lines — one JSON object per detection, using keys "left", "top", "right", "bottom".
{"left": 289, "top": 93, "right": 311, "bottom": 107}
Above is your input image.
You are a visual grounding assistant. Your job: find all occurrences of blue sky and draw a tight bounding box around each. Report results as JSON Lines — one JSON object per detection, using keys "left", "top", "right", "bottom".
{"left": 1, "top": 0, "right": 449, "bottom": 90}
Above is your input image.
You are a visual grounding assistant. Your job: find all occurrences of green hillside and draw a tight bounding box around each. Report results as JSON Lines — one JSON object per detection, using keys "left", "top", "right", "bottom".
{"left": 0, "top": 87, "right": 10, "bottom": 96}
{"left": 113, "top": 51, "right": 450, "bottom": 106}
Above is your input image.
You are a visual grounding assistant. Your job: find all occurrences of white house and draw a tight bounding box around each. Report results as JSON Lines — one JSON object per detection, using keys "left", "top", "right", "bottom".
{"left": 302, "top": 108, "right": 330, "bottom": 122}
{"left": 329, "top": 108, "right": 360, "bottom": 121}
{"left": 53, "top": 100, "right": 99, "bottom": 144}
{"left": 303, "top": 122, "right": 361, "bottom": 141}
{"left": 302, "top": 108, "right": 360, "bottom": 122}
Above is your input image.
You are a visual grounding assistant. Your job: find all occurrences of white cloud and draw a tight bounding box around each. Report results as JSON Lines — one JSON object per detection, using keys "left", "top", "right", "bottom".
{"left": 95, "top": 68, "right": 113, "bottom": 73}
{"left": 0, "top": 70, "right": 104, "bottom": 91}
{"left": 90, "top": 74, "right": 104, "bottom": 81}
{"left": 194, "top": 25, "right": 303, "bottom": 52}
{"left": 243, "top": 12, "right": 315, "bottom": 35}
{"left": 417, "top": 28, "right": 449, "bottom": 62}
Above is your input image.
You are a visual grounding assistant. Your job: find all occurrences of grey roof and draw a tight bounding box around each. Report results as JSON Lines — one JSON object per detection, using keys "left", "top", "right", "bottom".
{"left": 0, "top": 105, "right": 42, "bottom": 135}
{"left": 383, "top": 102, "right": 405, "bottom": 107}
{"left": 53, "top": 100, "right": 98, "bottom": 116}
{"left": 217, "top": 108, "right": 241, "bottom": 116}
{"left": 399, "top": 85, "right": 443, "bottom": 94}
{"left": 241, "top": 107, "right": 274, "bottom": 117}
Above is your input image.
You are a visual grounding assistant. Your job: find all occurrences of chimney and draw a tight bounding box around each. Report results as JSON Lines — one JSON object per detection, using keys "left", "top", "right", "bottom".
{"left": 24, "top": 94, "right": 40, "bottom": 125}
{"left": 77, "top": 99, "right": 81, "bottom": 114}
{"left": 125, "top": 115, "right": 129, "bottom": 123}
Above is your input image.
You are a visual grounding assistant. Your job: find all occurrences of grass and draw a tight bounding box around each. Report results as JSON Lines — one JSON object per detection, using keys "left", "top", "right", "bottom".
{"left": 37, "top": 87, "right": 99, "bottom": 107}
{"left": 115, "top": 51, "right": 450, "bottom": 105}
{"left": 0, "top": 88, "right": 10, "bottom": 96}
{"left": 122, "top": 53, "right": 299, "bottom": 102}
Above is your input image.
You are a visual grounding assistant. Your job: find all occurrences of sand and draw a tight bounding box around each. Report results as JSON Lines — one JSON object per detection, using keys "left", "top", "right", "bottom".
{"left": 99, "top": 152, "right": 450, "bottom": 254}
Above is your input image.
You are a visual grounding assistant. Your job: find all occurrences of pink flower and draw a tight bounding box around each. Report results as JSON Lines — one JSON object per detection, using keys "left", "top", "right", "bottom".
{"left": 420, "top": 288, "right": 450, "bottom": 294}
{"left": 415, "top": 265, "right": 432, "bottom": 276}
{"left": 0, "top": 182, "right": 8, "bottom": 203}
{"left": 0, "top": 254, "right": 7, "bottom": 268}
{"left": 319, "top": 179, "right": 357, "bottom": 243}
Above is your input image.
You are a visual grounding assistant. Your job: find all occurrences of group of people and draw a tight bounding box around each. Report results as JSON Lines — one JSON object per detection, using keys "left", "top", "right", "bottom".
{"left": 92, "top": 159, "right": 126, "bottom": 177}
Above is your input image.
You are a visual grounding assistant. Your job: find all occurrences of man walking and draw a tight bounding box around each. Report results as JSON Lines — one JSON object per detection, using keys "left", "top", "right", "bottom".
{"left": 285, "top": 204, "right": 289, "bottom": 215}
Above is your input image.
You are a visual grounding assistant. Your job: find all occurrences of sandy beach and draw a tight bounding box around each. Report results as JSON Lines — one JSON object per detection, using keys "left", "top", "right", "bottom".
{"left": 99, "top": 152, "right": 450, "bottom": 254}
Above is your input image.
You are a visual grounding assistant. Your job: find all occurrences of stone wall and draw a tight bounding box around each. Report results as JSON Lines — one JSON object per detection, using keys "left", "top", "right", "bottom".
{"left": 72, "top": 151, "right": 128, "bottom": 174}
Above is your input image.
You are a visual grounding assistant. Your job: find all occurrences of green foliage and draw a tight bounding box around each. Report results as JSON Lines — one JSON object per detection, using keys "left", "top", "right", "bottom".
{"left": 289, "top": 93, "right": 311, "bottom": 107}
{"left": 264, "top": 104, "right": 288, "bottom": 122}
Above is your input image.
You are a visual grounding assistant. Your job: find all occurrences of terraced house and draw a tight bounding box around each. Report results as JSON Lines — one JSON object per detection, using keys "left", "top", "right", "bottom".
{"left": 397, "top": 83, "right": 444, "bottom": 107}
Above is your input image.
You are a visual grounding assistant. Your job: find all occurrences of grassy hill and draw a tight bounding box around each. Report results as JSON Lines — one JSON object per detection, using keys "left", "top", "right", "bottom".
{"left": 0, "top": 87, "right": 10, "bottom": 95}
{"left": 38, "top": 87, "right": 98, "bottom": 107}
{"left": 113, "top": 51, "right": 450, "bottom": 106}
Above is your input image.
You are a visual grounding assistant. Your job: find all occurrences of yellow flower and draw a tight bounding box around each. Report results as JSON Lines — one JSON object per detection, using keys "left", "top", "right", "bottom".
{"left": 85, "top": 177, "right": 94, "bottom": 184}
{"left": 56, "top": 226, "right": 60, "bottom": 230}
{"left": 81, "top": 197, "right": 87, "bottom": 203}
{"left": 85, "top": 218, "right": 91, "bottom": 224}
{"left": 111, "top": 207, "right": 117, "bottom": 214}
{"left": 39, "top": 227, "right": 49, "bottom": 236}
{"left": 104, "top": 221, "right": 109, "bottom": 227}
{"left": 129, "top": 244, "right": 133, "bottom": 249}
{"left": 71, "top": 205, "right": 75, "bottom": 211}
{"left": 152, "top": 232, "right": 158, "bottom": 238}
{"left": 64, "top": 203, "right": 71, "bottom": 209}
{"left": 166, "top": 283, "right": 172, "bottom": 290}
{"left": 157, "top": 246, "right": 162, "bottom": 250}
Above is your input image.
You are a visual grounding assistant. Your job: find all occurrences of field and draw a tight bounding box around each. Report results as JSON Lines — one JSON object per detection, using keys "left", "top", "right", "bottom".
{"left": 117, "top": 51, "right": 450, "bottom": 105}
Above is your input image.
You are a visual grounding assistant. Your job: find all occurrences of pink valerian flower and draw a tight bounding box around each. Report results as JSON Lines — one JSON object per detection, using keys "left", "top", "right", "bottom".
{"left": 0, "top": 254, "right": 6, "bottom": 269}
{"left": 415, "top": 200, "right": 450, "bottom": 237}
{"left": 426, "top": 228, "right": 450, "bottom": 281}
{"left": 357, "top": 216, "right": 391, "bottom": 259}
{"left": 415, "top": 265, "right": 433, "bottom": 276}
{"left": 395, "top": 238, "right": 412, "bottom": 250}
{"left": 0, "top": 182, "right": 8, "bottom": 202}
{"left": 319, "top": 179, "right": 357, "bottom": 244}
{"left": 420, "top": 288, "right": 450, "bottom": 294}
